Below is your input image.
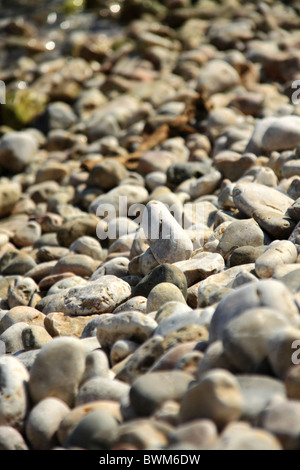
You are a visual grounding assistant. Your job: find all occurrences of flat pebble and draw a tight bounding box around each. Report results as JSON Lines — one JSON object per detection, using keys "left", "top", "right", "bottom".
{"left": 76, "top": 377, "right": 130, "bottom": 406}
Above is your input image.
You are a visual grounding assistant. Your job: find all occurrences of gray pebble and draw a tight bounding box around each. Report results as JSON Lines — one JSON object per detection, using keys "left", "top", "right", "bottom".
{"left": 76, "top": 377, "right": 130, "bottom": 405}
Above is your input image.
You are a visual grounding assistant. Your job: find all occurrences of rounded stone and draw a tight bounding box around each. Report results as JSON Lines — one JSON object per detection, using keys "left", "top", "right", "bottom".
{"left": 0, "top": 425, "right": 28, "bottom": 450}
{"left": 80, "top": 349, "right": 110, "bottom": 384}
{"left": 69, "top": 236, "right": 104, "bottom": 261}
{"left": 229, "top": 245, "right": 267, "bottom": 267}
{"left": 87, "top": 158, "right": 128, "bottom": 190}
{"left": 217, "top": 219, "right": 268, "bottom": 258}
{"left": 25, "top": 397, "right": 70, "bottom": 450}
{"left": 113, "top": 296, "right": 147, "bottom": 314}
{"left": 267, "top": 327, "right": 300, "bottom": 379}
{"left": 209, "top": 279, "right": 300, "bottom": 343}
{"left": 213, "top": 423, "right": 282, "bottom": 450}
{"left": 179, "top": 369, "right": 243, "bottom": 429}
{"left": 146, "top": 283, "right": 187, "bottom": 313}
{"left": 255, "top": 240, "right": 298, "bottom": 278}
{"left": 28, "top": 336, "right": 86, "bottom": 406}
{"left": 0, "top": 321, "right": 29, "bottom": 353}
{"left": 22, "top": 325, "right": 53, "bottom": 351}
{"left": 57, "top": 215, "right": 101, "bottom": 247}
{"left": 76, "top": 377, "right": 130, "bottom": 406}
{"left": 90, "top": 257, "right": 129, "bottom": 281}
{"left": 132, "top": 263, "right": 188, "bottom": 299}
{"left": 168, "top": 419, "right": 218, "bottom": 449}
{"left": 0, "top": 131, "right": 38, "bottom": 173}
{"left": 51, "top": 254, "right": 99, "bottom": 277}
{"left": 110, "top": 339, "right": 139, "bottom": 366}
{"left": 64, "top": 409, "right": 119, "bottom": 450}
{"left": 0, "top": 355, "right": 29, "bottom": 430}
{"left": 96, "top": 311, "right": 157, "bottom": 350}
{"left": 7, "top": 277, "right": 38, "bottom": 309}
{"left": 130, "top": 371, "right": 193, "bottom": 417}
{"left": 64, "top": 275, "right": 132, "bottom": 315}
{"left": 222, "top": 307, "right": 293, "bottom": 374}
{"left": 142, "top": 200, "right": 193, "bottom": 264}
{"left": 0, "top": 306, "right": 45, "bottom": 333}
{"left": 0, "top": 251, "right": 36, "bottom": 276}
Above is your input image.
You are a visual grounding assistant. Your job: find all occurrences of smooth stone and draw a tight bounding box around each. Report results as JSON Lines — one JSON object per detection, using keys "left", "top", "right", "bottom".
{"left": 57, "top": 215, "right": 100, "bottom": 247}
{"left": 231, "top": 270, "right": 258, "bottom": 288}
{"left": 168, "top": 419, "right": 218, "bottom": 449}
{"left": 214, "top": 151, "right": 256, "bottom": 181}
{"left": 197, "top": 340, "right": 238, "bottom": 377}
{"left": 90, "top": 257, "right": 129, "bottom": 281}
{"left": 96, "top": 311, "right": 157, "bottom": 350}
{"left": 213, "top": 422, "right": 282, "bottom": 450}
{"left": 155, "top": 301, "right": 193, "bottom": 324}
{"left": 154, "top": 309, "right": 209, "bottom": 339}
{"left": 27, "top": 181, "right": 61, "bottom": 204}
{"left": 232, "top": 182, "right": 293, "bottom": 217}
{"left": 12, "top": 221, "right": 41, "bottom": 248}
{"left": 262, "top": 116, "right": 300, "bottom": 152}
{"left": 22, "top": 325, "right": 52, "bottom": 350}
{"left": 47, "top": 276, "right": 87, "bottom": 295}
{"left": 89, "top": 184, "right": 149, "bottom": 218}
{"left": 37, "top": 292, "right": 69, "bottom": 315}
{"left": 13, "top": 349, "right": 40, "bottom": 371}
{"left": 25, "top": 261, "right": 57, "bottom": 283}
{"left": 132, "top": 263, "right": 188, "bottom": 299}
{"left": 145, "top": 171, "right": 167, "bottom": 191}
{"left": 197, "top": 284, "right": 233, "bottom": 308}
{"left": 236, "top": 375, "right": 286, "bottom": 424}
{"left": 267, "top": 327, "right": 300, "bottom": 379}
{"left": 36, "top": 246, "right": 70, "bottom": 263}
{"left": 64, "top": 409, "right": 119, "bottom": 450}
{"left": 229, "top": 245, "right": 268, "bottom": 267}
{"left": 179, "top": 369, "right": 243, "bottom": 429}
{"left": 129, "top": 371, "right": 193, "bottom": 417}
{"left": 69, "top": 236, "right": 104, "bottom": 261}
{"left": 51, "top": 254, "right": 99, "bottom": 278}
{"left": 217, "top": 219, "right": 268, "bottom": 259}
{"left": 115, "top": 336, "right": 165, "bottom": 385}
{"left": 188, "top": 171, "right": 222, "bottom": 199}
{"left": 106, "top": 217, "right": 139, "bottom": 242}
{"left": 110, "top": 339, "right": 139, "bottom": 366}
{"left": 209, "top": 279, "right": 300, "bottom": 343}
{"left": 285, "top": 365, "right": 300, "bottom": 399}
{"left": 35, "top": 161, "right": 69, "bottom": 183}
{"left": 0, "top": 322, "right": 29, "bottom": 353}
{"left": 25, "top": 397, "right": 70, "bottom": 450}
{"left": 137, "top": 247, "right": 159, "bottom": 276}
{"left": 0, "top": 355, "right": 29, "bottom": 430}
{"left": 196, "top": 59, "right": 240, "bottom": 98}
{"left": 152, "top": 400, "right": 180, "bottom": 427}
{"left": 64, "top": 275, "right": 131, "bottom": 316}
{"left": 255, "top": 240, "right": 298, "bottom": 278}
{"left": 259, "top": 400, "right": 300, "bottom": 450}
{"left": 221, "top": 307, "right": 292, "bottom": 374}
{"left": 146, "top": 283, "right": 186, "bottom": 313}
{"left": 0, "top": 251, "right": 36, "bottom": 275}
{"left": 0, "top": 131, "right": 38, "bottom": 173}
{"left": 113, "top": 297, "right": 147, "bottom": 314}
{"left": 7, "top": 277, "right": 38, "bottom": 309}
{"left": 137, "top": 150, "right": 187, "bottom": 175}
{"left": 0, "top": 306, "right": 45, "bottom": 334}
{"left": 142, "top": 200, "right": 193, "bottom": 264}
{"left": 0, "top": 426, "right": 28, "bottom": 450}
{"left": 114, "top": 419, "right": 168, "bottom": 450}
{"left": 173, "top": 252, "right": 225, "bottom": 287}
{"left": 44, "top": 312, "right": 100, "bottom": 338}
{"left": 80, "top": 349, "right": 109, "bottom": 384}
{"left": 149, "top": 341, "right": 198, "bottom": 372}
{"left": 253, "top": 208, "right": 296, "bottom": 239}
{"left": 76, "top": 377, "right": 130, "bottom": 406}
{"left": 81, "top": 314, "right": 114, "bottom": 339}
{"left": 87, "top": 159, "right": 128, "bottom": 190}
{"left": 28, "top": 337, "right": 86, "bottom": 406}
{"left": 166, "top": 161, "right": 211, "bottom": 189}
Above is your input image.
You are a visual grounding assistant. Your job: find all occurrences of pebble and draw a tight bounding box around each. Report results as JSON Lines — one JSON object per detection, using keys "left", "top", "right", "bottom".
{"left": 110, "top": 339, "right": 139, "bottom": 366}
{"left": 209, "top": 279, "right": 300, "bottom": 343}
{"left": 13, "top": 221, "right": 41, "bottom": 248}
{"left": 64, "top": 275, "right": 131, "bottom": 315}
{"left": 142, "top": 200, "right": 193, "bottom": 264}
{"left": 0, "top": 306, "right": 45, "bottom": 333}
{"left": 113, "top": 296, "right": 147, "bottom": 314}
{"left": 0, "top": 321, "right": 29, "bottom": 353}
{"left": 0, "top": 131, "right": 39, "bottom": 173}
{"left": 44, "top": 312, "right": 99, "bottom": 338}
{"left": 0, "top": 425, "right": 28, "bottom": 450}
{"left": 0, "top": 250, "right": 36, "bottom": 276}
{"left": 7, "top": 277, "right": 38, "bottom": 309}
{"left": 28, "top": 337, "right": 86, "bottom": 406}
{"left": 57, "top": 401, "right": 122, "bottom": 446}
{"left": 47, "top": 276, "right": 87, "bottom": 295}
{"left": 222, "top": 307, "right": 293, "bottom": 374}
{"left": 255, "top": 240, "right": 298, "bottom": 278}
{"left": 69, "top": 236, "right": 104, "bottom": 261}
{"left": 76, "top": 377, "right": 130, "bottom": 406}
{"left": 132, "top": 263, "right": 188, "bottom": 299}
{"left": 179, "top": 369, "right": 244, "bottom": 429}
{"left": 232, "top": 182, "right": 293, "bottom": 217}
{"left": 22, "top": 325, "right": 52, "bottom": 350}
{"left": 0, "top": 355, "right": 29, "bottom": 430}
{"left": 168, "top": 419, "right": 218, "bottom": 449}
{"left": 146, "top": 283, "right": 187, "bottom": 313}
{"left": 80, "top": 349, "right": 110, "bottom": 384}
{"left": 87, "top": 159, "right": 128, "bottom": 190}
{"left": 213, "top": 422, "right": 282, "bottom": 450}
{"left": 90, "top": 257, "right": 129, "bottom": 280}
{"left": 267, "top": 327, "right": 300, "bottom": 379}
{"left": 115, "top": 419, "right": 168, "bottom": 450}
{"left": 25, "top": 397, "right": 70, "bottom": 450}
{"left": 96, "top": 310, "right": 157, "bottom": 350}
{"left": 259, "top": 399, "right": 300, "bottom": 450}
{"left": 57, "top": 214, "right": 101, "bottom": 247}
{"left": 64, "top": 409, "right": 119, "bottom": 450}
{"left": 150, "top": 342, "right": 198, "bottom": 372}
{"left": 51, "top": 254, "right": 99, "bottom": 277}
{"left": 173, "top": 252, "right": 225, "bottom": 286}
{"left": 196, "top": 59, "right": 240, "bottom": 98}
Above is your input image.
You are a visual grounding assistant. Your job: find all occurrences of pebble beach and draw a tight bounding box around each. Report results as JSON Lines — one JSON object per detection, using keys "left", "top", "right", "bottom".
{"left": 1, "top": 0, "right": 300, "bottom": 451}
